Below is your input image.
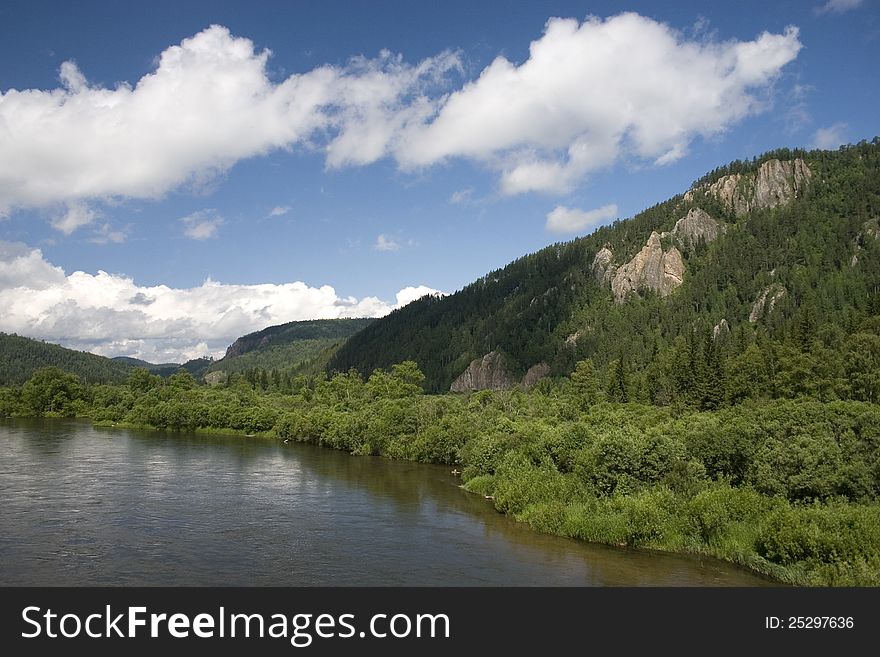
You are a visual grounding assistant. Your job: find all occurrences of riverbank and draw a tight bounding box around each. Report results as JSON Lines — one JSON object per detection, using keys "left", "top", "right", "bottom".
{"left": 3, "top": 367, "right": 879, "bottom": 586}
{"left": 2, "top": 418, "right": 777, "bottom": 586}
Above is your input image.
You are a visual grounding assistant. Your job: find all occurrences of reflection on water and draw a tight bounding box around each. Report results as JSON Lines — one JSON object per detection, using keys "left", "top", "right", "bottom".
{"left": 0, "top": 419, "right": 774, "bottom": 586}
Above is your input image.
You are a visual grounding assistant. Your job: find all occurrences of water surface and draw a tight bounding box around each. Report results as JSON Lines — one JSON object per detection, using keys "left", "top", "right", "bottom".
{"left": 0, "top": 419, "right": 774, "bottom": 586}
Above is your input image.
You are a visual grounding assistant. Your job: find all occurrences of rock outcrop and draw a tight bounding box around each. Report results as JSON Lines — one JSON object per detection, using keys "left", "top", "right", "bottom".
{"left": 450, "top": 351, "right": 516, "bottom": 392}
{"left": 685, "top": 158, "right": 812, "bottom": 217}
{"left": 521, "top": 363, "right": 551, "bottom": 388}
{"left": 565, "top": 330, "right": 583, "bottom": 347}
{"left": 749, "top": 284, "right": 787, "bottom": 323}
{"left": 672, "top": 207, "right": 726, "bottom": 249}
{"left": 591, "top": 246, "right": 615, "bottom": 284}
{"left": 852, "top": 218, "right": 880, "bottom": 266}
{"left": 204, "top": 371, "right": 227, "bottom": 386}
{"left": 712, "top": 319, "right": 730, "bottom": 340}
{"left": 610, "top": 232, "right": 684, "bottom": 303}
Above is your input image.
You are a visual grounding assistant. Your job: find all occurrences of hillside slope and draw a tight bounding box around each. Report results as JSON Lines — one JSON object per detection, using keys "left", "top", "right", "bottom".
{"left": 207, "top": 318, "right": 374, "bottom": 376}
{"left": 329, "top": 140, "right": 880, "bottom": 394}
{"left": 0, "top": 333, "right": 133, "bottom": 385}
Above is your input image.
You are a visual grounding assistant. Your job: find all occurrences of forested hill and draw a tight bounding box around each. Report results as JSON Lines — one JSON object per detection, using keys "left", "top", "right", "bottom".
{"left": 329, "top": 139, "right": 880, "bottom": 394}
{"left": 0, "top": 333, "right": 133, "bottom": 385}
{"left": 111, "top": 356, "right": 209, "bottom": 378}
{"left": 206, "top": 318, "right": 375, "bottom": 377}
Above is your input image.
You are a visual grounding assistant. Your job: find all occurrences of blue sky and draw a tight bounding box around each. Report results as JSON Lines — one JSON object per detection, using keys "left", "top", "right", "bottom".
{"left": 0, "top": 0, "right": 877, "bottom": 362}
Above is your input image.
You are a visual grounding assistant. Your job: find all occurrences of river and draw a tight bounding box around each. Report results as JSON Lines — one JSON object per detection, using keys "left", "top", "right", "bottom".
{"left": 0, "top": 419, "right": 774, "bottom": 586}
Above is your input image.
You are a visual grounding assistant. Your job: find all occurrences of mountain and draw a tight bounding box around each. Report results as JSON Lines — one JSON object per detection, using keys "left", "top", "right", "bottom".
{"left": 329, "top": 140, "right": 880, "bottom": 395}
{"left": 206, "top": 318, "right": 375, "bottom": 377}
{"left": 0, "top": 333, "right": 134, "bottom": 385}
{"left": 112, "top": 356, "right": 213, "bottom": 379}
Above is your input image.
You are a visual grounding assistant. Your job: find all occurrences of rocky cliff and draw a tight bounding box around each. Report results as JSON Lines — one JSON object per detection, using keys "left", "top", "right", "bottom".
{"left": 671, "top": 207, "right": 726, "bottom": 249}
{"left": 450, "top": 351, "right": 517, "bottom": 392}
{"left": 749, "top": 284, "right": 787, "bottom": 322}
{"left": 685, "top": 158, "right": 812, "bottom": 216}
{"left": 610, "top": 232, "right": 684, "bottom": 303}
{"left": 521, "top": 363, "right": 551, "bottom": 388}
{"left": 449, "top": 353, "right": 553, "bottom": 391}
{"left": 591, "top": 246, "right": 615, "bottom": 284}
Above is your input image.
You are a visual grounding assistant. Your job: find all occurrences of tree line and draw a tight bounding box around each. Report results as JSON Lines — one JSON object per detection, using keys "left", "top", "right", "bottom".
{"left": 2, "top": 360, "right": 878, "bottom": 587}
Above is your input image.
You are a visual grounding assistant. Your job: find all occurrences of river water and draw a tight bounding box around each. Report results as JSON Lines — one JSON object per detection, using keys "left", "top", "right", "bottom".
{"left": 0, "top": 419, "right": 773, "bottom": 586}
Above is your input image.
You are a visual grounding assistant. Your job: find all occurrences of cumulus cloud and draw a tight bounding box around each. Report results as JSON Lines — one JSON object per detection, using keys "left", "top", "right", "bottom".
{"left": 397, "top": 14, "right": 802, "bottom": 194}
{"left": 51, "top": 202, "right": 98, "bottom": 235}
{"left": 545, "top": 203, "right": 618, "bottom": 234}
{"left": 181, "top": 209, "right": 224, "bottom": 240}
{"left": 0, "top": 16, "right": 803, "bottom": 223}
{"left": 0, "top": 240, "right": 443, "bottom": 363}
{"left": 812, "top": 123, "right": 849, "bottom": 149}
{"left": 374, "top": 234, "right": 400, "bottom": 251}
{"left": 394, "top": 285, "right": 444, "bottom": 307}
{"left": 0, "top": 25, "right": 457, "bottom": 224}
{"left": 814, "top": 0, "right": 863, "bottom": 15}
{"left": 268, "top": 205, "right": 291, "bottom": 217}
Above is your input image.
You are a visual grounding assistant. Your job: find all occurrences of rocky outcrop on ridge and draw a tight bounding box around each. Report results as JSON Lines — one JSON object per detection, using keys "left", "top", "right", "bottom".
{"left": 591, "top": 246, "right": 615, "bottom": 284}
{"left": 672, "top": 207, "right": 726, "bottom": 249}
{"left": 610, "top": 232, "right": 684, "bottom": 303}
{"left": 685, "top": 158, "right": 812, "bottom": 216}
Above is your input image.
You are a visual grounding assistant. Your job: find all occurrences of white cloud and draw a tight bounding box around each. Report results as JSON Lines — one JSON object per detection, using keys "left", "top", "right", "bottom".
{"left": 394, "top": 285, "right": 445, "bottom": 307}
{"left": 88, "top": 223, "right": 128, "bottom": 245}
{"left": 814, "top": 0, "right": 863, "bottom": 15}
{"left": 51, "top": 201, "right": 98, "bottom": 234}
{"left": 0, "top": 17, "right": 803, "bottom": 221}
{"left": 396, "top": 14, "right": 802, "bottom": 194}
{"left": 374, "top": 234, "right": 400, "bottom": 251}
{"left": 0, "top": 25, "right": 458, "bottom": 221}
{"left": 181, "top": 209, "right": 224, "bottom": 240}
{"left": 268, "top": 205, "right": 291, "bottom": 217}
{"left": 0, "top": 240, "right": 444, "bottom": 363}
{"left": 812, "top": 123, "right": 848, "bottom": 149}
{"left": 449, "top": 188, "right": 473, "bottom": 204}
{"left": 545, "top": 203, "right": 618, "bottom": 234}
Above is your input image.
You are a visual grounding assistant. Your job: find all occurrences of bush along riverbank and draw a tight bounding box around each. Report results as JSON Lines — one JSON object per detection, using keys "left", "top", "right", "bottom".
{"left": 2, "top": 363, "right": 879, "bottom": 586}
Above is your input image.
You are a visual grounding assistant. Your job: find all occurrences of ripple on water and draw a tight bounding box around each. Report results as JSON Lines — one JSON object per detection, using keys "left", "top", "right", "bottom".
{"left": 0, "top": 419, "right": 777, "bottom": 587}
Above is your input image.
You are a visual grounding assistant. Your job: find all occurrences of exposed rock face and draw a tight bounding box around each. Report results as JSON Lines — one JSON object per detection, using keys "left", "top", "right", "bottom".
{"left": 852, "top": 218, "right": 880, "bottom": 266}
{"left": 565, "top": 330, "right": 583, "bottom": 347}
{"left": 749, "top": 284, "right": 787, "bottom": 323}
{"left": 712, "top": 319, "right": 730, "bottom": 340}
{"left": 450, "top": 351, "right": 516, "bottom": 392}
{"left": 611, "top": 232, "right": 684, "bottom": 303}
{"left": 204, "top": 371, "right": 226, "bottom": 386}
{"left": 672, "top": 207, "right": 726, "bottom": 249}
{"left": 685, "top": 158, "right": 811, "bottom": 217}
{"left": 521, "top": 363, "right": 551, "bottom": 388}
{"left": 591, "top": 246, "right": 615, "bottom": 284}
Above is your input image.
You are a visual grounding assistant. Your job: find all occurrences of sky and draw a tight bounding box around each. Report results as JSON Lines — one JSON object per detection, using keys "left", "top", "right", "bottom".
{"left": 0, "top": 0, "right": 878, "bottom": 363}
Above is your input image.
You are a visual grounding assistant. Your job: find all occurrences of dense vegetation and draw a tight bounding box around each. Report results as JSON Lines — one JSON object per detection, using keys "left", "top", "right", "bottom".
{"left": 4, "top": 143, "right": 880, "bottom": 586}
{"left": 207, "top": 318, "right": 374, "bottom": 376}
{"left": 0, "top": 319, "right": 371, "bottom": 387}
{"left": 330, "top": 140, "right": 880, "bottom": 393}
{"left": 0, "top": 333, "right": 134, "bottom": 385}
{"left": 1, "top": 362, "right": 878, "bottom": 586}
{"left": 112, "top": 356, "right": 213, "bottom": 378}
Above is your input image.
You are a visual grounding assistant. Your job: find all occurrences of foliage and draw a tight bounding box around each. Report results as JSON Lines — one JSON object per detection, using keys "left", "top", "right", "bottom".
{"left": 329, "top": 141, "right": 880, "bottom": 394}
{"left": 0, "top": 333, "right": 133, "bottom": 385}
